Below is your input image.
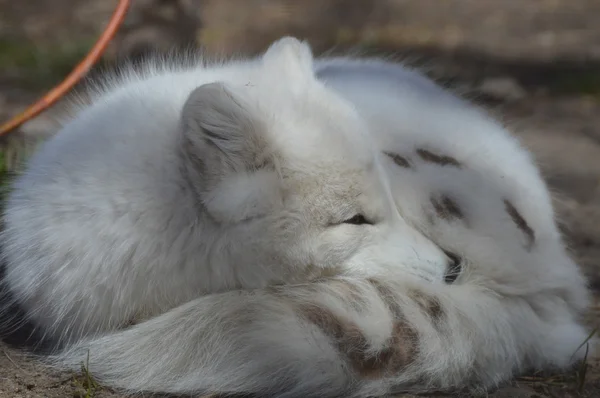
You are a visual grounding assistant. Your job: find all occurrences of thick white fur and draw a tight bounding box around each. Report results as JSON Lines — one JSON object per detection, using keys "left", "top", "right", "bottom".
{"left": 0, "top": 37, "right": 591, "bottom": 397}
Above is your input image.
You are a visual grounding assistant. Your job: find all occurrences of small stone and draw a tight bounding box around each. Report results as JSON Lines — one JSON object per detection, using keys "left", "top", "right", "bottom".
{"left": 478, "top": 77, "right": 527, "bottom": 101}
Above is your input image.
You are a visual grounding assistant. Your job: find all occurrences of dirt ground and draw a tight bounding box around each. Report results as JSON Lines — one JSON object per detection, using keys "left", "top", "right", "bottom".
{"left": 1, "top": 1, "right": 600, "bottom": 397}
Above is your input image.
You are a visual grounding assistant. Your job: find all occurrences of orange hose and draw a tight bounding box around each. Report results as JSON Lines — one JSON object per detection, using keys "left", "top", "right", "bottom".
{"left": 0, "top": 0, "right": 132, "bottom": 136}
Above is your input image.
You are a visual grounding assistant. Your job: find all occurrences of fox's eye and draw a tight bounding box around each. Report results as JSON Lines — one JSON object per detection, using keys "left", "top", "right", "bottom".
{"left": 343, "top": 214, "right": 372, "bottom": 225}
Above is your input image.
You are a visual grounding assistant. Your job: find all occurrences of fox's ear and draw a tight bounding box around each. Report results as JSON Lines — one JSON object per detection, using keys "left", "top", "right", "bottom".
{"left": 262, "top": 37, "right": 314, "bottom": 84}
{"left": 180, "top": 82, "right": 269, "bottom": 188}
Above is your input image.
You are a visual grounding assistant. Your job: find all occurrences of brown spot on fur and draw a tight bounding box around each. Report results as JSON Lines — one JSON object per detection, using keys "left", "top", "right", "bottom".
{"left": 298, "top": 300, "right": 418, "bottom": 379}
{"left": 384, "top": 152, "right": 411, "bottom": 168}
{"left": 298, "top": 305, "right": 373, "bottom": 375}
{"left": 251, "top": 153, "right": 275, "bottom": 171}
{"left": 416, "top": 148, "right": 461, "bottom": 167}
{"left": 366, "top": 278, "right": 420, "bottom": 373}
{"left": 264, "top": 284, "right": 284, "bottom": 295}
{"left": 388, "top": 321, "right": 420, "bottom": 373}
{"left": 407, "top": 288, "right": 444, "bottom": 322}
{"left": 369, "top": 278, "right": 444, "bottom": 322}
{"left": 329, "top": 279, "right": 369, "bottom": 311}
{"left": 367, "top": 278, "right": 403, "bottom": 318}
{"left": 431, "top": 195, "right": 464, "bottom": 221}
{"left": 299, "top": 305, "right": 347, "bottom": 341}
{"left": 504, "top": 199, "right": 535, "bottom": 249}
{"left": 352, "top": 321, "right": 419, "bottom": 378}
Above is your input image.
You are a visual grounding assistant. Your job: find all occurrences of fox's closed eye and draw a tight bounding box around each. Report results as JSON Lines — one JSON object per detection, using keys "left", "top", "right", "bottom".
{"left": 343, "top": 214, "right": 372, "bottom": 225}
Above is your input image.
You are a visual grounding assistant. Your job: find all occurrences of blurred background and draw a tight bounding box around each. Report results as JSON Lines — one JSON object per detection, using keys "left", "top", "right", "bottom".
{"left": 0, "top": 1, "right": 599, "bottom": 397}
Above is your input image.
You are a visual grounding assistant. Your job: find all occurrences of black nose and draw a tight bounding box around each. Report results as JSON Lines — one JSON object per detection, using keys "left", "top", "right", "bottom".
{"left": 443, "top": 250, "right": 462, "bottom": 284}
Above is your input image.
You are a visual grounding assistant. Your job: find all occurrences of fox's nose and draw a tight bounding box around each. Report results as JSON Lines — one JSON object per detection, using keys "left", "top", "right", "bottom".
{"left": 443, "top": 250, "right": 462, "bottom": 284}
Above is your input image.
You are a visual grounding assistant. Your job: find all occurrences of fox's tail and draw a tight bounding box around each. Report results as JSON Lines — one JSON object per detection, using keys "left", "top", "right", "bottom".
{"left": 48, "top": 276, "right": 589, "bottom": 398}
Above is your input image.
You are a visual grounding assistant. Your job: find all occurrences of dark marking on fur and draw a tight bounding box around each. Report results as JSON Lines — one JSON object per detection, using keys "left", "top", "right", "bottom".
{"left": 329, "top": 279, "right": 369, "bottom": 311}
{"left": 388, "top": 321, "right": 420, "bottom": 372}
{"left": 351, "top": 320, "right": 418, "bottom": 378}
{"left": 408, "top": 288, "right": 445, "bottom": 322}
{"left": 416, "top": 148, "right": 461, "bottom": 167}
{"left": 504, "top": 200, "right": 535, "bottom": 249}
{"left": 298, "top": 305, "right": 371, "bottom": 375}
{"left": 366, "top": 278, "right": 403, "bottom": 319}
{"left": 355, "top": 321, "right": 419, "bottom": 378}
{"left": 265, "top": 283, "right": 297, "bottom": 296}
{"left": 369, "top": 277, "right": 444, "bottom": 323}
{"left": 299, "top": 302, "right": 418, "bottom": 379}
{"left": 250, "top": 152, "right": 276, "bottom": 172}
{"left": 384, "top": 152, "right": 412, "bottom": 168}
{"left": 431, "top": 195, "right": 464, "bottom": 221}
{"left": 304, "top": 264, "right": 345, "bottom": 282}
{"left": 366, "top": 278, "right": 420, "bottom": 370}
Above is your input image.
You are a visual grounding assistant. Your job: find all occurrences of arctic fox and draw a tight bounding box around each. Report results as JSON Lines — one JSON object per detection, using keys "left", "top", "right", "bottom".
{"left": 0, "top": 37, "right": 591, "bottom": 397}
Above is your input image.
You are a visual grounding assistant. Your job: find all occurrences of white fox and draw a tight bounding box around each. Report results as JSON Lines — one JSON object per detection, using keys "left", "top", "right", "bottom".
{"left": 0, "top": 37, "right": 591, "bottom": 397}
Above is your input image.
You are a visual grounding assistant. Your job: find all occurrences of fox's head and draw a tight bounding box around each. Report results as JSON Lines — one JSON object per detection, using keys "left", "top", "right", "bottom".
{"left": 180, "top": 37, "right": 454, "bottom": 285}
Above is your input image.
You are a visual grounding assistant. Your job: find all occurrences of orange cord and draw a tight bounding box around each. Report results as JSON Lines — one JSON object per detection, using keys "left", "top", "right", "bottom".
{"left": 0, "top": 0, "right": 132, "bottom": 136}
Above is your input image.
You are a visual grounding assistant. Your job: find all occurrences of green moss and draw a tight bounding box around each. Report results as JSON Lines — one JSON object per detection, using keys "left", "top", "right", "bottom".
{"left": 0, "top": 150, "right": 12, "bottom": 216}
{"left": 0, "top": 37, "right": 97, "bottom": 90}
{"left": 0, "top": 136, "right": 45, "bottom": 206}
{"left": 548, "top": 70, "right": 600, "bottom": 96}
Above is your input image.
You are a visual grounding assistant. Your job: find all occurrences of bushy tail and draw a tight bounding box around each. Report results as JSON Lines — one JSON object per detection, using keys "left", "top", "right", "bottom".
{"left": 0, "top": 263, "right": 57, "bottom": 353}
{"left": 48, "top": 276, "right": 590, "bottom": 398}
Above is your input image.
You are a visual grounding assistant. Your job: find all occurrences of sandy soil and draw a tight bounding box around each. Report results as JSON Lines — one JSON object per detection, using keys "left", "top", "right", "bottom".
{"left": 1, "top": 1, "right": 599, "bottom": 397}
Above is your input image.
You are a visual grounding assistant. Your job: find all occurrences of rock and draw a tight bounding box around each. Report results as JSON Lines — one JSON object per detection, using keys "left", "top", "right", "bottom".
{"left": 477, "top": 77, "right": 527, "bottom": 101}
